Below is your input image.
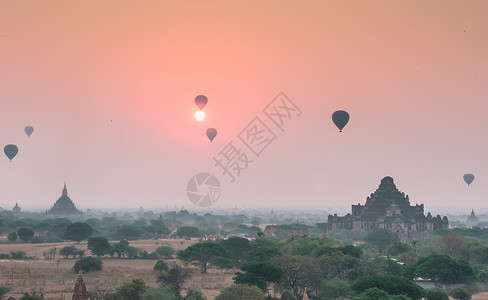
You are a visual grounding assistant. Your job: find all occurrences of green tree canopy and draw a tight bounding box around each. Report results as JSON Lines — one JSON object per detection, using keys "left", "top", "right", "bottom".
{"left": 17, "top": 227, "right": 35, "bottom": 242}
{"left": 221, "top": 236, "right": 251, "bottom": 266}
{"left": 87, "top": 237, "right": 111, "bottom": 257}
{"left": 115, "top": 278, "right": 148, "bottom": 300}
{"left": 246, "top": 246, "right": 282, "bottom": 262}
{"left": 178, "top": 242, "right": 232, "bottom": 273}
{"left": 215, "top": 284, "right": 265, "bottom": 300}
{"left": 157, "top": 264, "right": 192, "bottom": 296}
{"left": 63, "top": 222, "right": 93, "bottom": 243}
{"left": 19, "top": 292, "right": 45, "bottom": 300}
{"left": 424, "top": 287, "right": 449, "bottom": 300}
{"left": 351, "top": 275, "right": 423, "bottom": 300}
{"left": 60, "top": 246, "right": 84, "bottom": 259}
{"left": 234, "top": 261, "right": 283, "bottom": 291}
{"left": 364, "top": 229, "right": 396, "bottom": 251}
{"left": 449, "top": 288, "right": 472, "bottom": 300}
{"left": 7, "top": 232, "right": 17, "bottom": 241}
{"left": 0, "top": 286, "right": 11, "bottom": 299}
{"left": 73, "top": 256, "right": 103, "bottom": 273}
{"left": 156, "top": 246, "right": 175, "bottom": 258}
{"left": 154, "top": 259, "right": 169, "bottom": 272}
{"left": 115, "top": 225, "right": 145, "bottom": 240}
{"left": 413, "top": 254, "right": 475, "bottom": 284}
{"left": 175, "top": 226, "right": 200, "bottom": 239}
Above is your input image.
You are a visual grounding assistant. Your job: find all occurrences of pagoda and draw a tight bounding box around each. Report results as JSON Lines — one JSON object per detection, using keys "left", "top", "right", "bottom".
{"left": 328, "top": 176, "right": 449, "bottom": 242}
{"left": 72, "top": 269, "right": 88, "bottom": 300}
{"left": 46, "top": 183, "right": 82, "bottom": 215}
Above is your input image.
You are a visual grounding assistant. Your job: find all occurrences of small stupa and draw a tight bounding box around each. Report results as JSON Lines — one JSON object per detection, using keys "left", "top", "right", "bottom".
{"left": 302, "top": 287, "right": 309, "bottom": 300}
{"left": 72, "top": 268, "right": 88, "bottom": 300}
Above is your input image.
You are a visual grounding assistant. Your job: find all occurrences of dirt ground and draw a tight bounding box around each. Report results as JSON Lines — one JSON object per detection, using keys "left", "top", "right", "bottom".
{"left": 0, "top": 238, "right": 234, "bottom": 299}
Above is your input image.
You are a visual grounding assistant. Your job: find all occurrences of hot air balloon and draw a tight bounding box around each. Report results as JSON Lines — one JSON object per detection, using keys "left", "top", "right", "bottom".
{"left": 463, "top": 174, "right": 475, "bottom": 186}
{"left": 4, "top": 144, "right": 18, "bottom": 162}
{"left": 195, "top": 95, "right": 208, "bottom": 110}
{"left": 206, "top": 128, "right": 217, "bottom": 143}
{"left": 332, "top": 110, "right": 350, "bottom": 132}
{"left": 25, "top": 126, "right": 34, "bottom": 137}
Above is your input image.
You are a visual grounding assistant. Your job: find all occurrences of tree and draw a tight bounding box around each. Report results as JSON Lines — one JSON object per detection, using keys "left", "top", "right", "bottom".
{"left": 351, "top": 275, "right": 423, "bottom": 300}
{"left": 321, "top": 278, "right": 351, "bottom": 300}
{"left": 115, "top": 278, "right": 148, "bottom": 300}
{"left": 281, "top": 235, "right": 320, "bottom": 256}
{"left": 215, "top": 284, "right": 265, "bottom": 300}
{"left": 111, "top": 241, "right": 130, "bottom": 258}
{"left": 185, "top": 289, "right": 205, "bottom": 300}
{"left": 158, "top": 264, "right": 192, "bottom": 296}
{"left": 178, "top": 242, "right": 232, "bottom": 273}
{"left": 221, "top": 236, "right": 251, "bottom": 266}
{"left": 432, "top": 233, "right": 467, "bottom": 259}
{"left": 234, "top": 261, "right": 283, "bottom": 291}
{"left": 246, "top": 246, "right": 282, "bottom": 262}
{"left": 87, "top": 237, "right": 111, "bottom": 257}
{"left": 413, "top": 254, "right": 475, "bottom": 284}
{"left": 211, "top": 256, "right": 234, "bottom": 273}
{"left": 354, "top": 287, "right": 390, "bottom": 300}
{"left": 63, "top": 222, "right": 93, "bottom": 243}
{"left": 424, "top": 287, "right": 448, "bottom": 300}
{"left": 145, "top": 219, "right": 170, "bottom": 237}
{"left": 0, "top": 286, "right": 11, "bottom": 299}
{"left": 364, "top": 230, "right": 396, "bottom": 251}
{"left": 318, "top": 250, "right": 360, "bottom": 280}
{"left": 449, "top": 288, "right": 472, "bottom": 300}
{"left": 19, "top": 292, "right": 45, "bottom": 300}
{"left": 154, "top": 259, "right": 169, "bottom": 272}
{"left": 7, "top": 232, "right": 17, "bottom": 241}
{"left": 73, "top": 256, "right": 103, "bottom": 273}
{"left": 17, "top": 227, "right": 35, "bottom": 242}
{"left": 270, "top": 255, "right": 322, "bottom": 299}
{"left": 115, "top": 225, "right": 146, "bottom": 240}
{"left": 141, "top": 287, "right": 176, "bottom": 300}
{"left": 156, "top": 246, "right": 175, "bottom": 258}
{"left": 60, "top": 246, "right": 84, "bottom": 259}
{"left": 175, "top": 226, "right": 200, "bottom": 239}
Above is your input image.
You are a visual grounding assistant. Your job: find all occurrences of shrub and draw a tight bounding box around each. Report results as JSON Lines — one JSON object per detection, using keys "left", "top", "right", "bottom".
{"left": 73, "top": 256, "right": 103, "bottom": 273}
{"left": 156, "top": 246, "right": 176, "bottom": 258}
{"left": 424, "top": 287, "right": 448, "bottom": 300}
{"left": 7, "top": 232, "right": 17, "bottom": 241}
{"left": 185, "top": 289, "right": 205, "bottom": 300}
{"left": 153, "top": 259, "right": 169, "bottom": 272}
{"left": 449, "top": 288, "right": 472, "bottom": 300}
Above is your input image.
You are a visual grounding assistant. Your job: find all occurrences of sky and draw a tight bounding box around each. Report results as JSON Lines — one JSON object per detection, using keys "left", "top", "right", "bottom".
{"left": 1, "top": 1, "right": 487, "bottom": 214}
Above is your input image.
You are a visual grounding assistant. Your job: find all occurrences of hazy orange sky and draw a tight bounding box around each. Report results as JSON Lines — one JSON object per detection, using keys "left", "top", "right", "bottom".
{"left": 1, "top": 1, "right": 487, "bottom": 214}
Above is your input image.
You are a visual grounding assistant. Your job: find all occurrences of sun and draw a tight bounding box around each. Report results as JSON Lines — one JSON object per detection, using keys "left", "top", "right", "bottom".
{"left": 195, "top": 110, "right": 205, "bottom": 121}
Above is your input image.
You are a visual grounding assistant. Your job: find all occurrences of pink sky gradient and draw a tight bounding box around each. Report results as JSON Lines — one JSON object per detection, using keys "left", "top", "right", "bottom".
{"left": 1, "top": 1, "right": 487, "bottom": 214}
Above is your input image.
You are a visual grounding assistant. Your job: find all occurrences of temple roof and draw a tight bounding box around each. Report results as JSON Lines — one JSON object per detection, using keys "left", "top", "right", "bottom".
{"left": 47, "top": 183, "right": 82, "bottom": 215}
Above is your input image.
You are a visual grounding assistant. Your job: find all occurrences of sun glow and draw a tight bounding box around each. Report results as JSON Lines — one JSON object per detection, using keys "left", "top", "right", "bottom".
{"left": 195, "top": 110, "right": 205, "bottom": 121}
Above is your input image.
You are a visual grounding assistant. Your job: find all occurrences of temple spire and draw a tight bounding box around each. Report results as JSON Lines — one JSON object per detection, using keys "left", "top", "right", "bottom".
{"left": 62, "top": 182, "right": 68, "bottom": 196}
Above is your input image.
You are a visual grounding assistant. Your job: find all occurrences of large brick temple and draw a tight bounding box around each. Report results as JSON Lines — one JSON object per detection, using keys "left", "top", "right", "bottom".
{"left": 327, "top": 176, "right": 448, "bottom": 242}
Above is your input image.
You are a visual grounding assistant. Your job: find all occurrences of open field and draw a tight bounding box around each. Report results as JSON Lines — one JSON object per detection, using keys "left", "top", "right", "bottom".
{"left": 2, "top": 239, "right": 488, "bottom": 299}
{"left": 0, "top": 239, "right": 234, "bottom": 299}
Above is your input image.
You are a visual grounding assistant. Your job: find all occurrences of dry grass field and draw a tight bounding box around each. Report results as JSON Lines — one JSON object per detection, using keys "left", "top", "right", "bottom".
{"left": 0, "top": 239, "right": 235, "bottom": 300}
{"left": 3, "top": 239, "right": 488, "bottom": 300}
